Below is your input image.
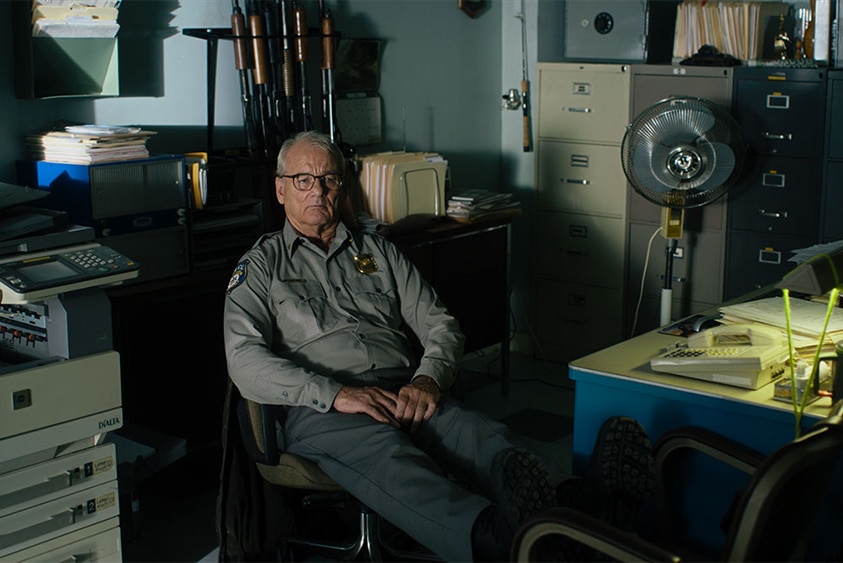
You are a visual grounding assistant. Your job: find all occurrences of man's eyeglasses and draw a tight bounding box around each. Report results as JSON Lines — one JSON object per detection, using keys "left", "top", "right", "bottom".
{"left": 280, "top": 173, "right": 344, "bottom": 192}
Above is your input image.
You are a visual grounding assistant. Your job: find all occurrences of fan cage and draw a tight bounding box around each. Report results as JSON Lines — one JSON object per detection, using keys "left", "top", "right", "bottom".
{"left": 621, "top": 96, "right": 745, "bottom": 210}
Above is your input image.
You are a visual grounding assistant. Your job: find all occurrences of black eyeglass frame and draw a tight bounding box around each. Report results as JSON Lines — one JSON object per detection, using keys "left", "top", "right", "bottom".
{"left": 278, "top": 173, "right": 344, "bottom": 191}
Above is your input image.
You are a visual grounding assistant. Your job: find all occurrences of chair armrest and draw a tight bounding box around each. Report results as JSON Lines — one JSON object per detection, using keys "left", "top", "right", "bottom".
{"left": 511, "top": 507, "right": 680, "bottom": 562}
{"left": 652, "top": 426, "right": 766, "bottom": 545}
{"left": 653, "top": 426, "right": 766, "bottom": 475}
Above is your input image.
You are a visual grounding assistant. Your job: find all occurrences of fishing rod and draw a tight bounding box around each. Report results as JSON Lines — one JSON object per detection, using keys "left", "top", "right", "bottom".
{"left": 518, "top": 0, "right": 532, "bottom": 152}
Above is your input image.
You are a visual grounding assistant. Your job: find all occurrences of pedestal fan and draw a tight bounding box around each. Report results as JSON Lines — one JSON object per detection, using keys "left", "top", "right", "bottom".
{"left": 621, "top": 96, "right": 746, "bottom": 326}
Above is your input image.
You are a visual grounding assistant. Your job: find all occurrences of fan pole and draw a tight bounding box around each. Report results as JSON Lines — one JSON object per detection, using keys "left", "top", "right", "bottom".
{"left": 661, "top": 238, "right": 678, "bottom": 326}
{"left": 660, "top": 206, "right": 683, "bottom": 326}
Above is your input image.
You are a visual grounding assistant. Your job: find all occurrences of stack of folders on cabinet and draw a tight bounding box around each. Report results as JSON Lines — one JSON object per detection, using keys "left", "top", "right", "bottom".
{"left": 719, "top": 296, "right": 843, "bottom": 357}
{"left": 26, "top": 124, "right": 155, "bottom": 165}
{"left": 446, "top": 189, "right": 521, "bottom": 223}
{"left": 358, "top": 151, "right": 448, "bottom": 224}
{"left": 30, "top": 0, "right": 121, "bottom": 38}
{"left": 672, "top": 1, "right": 789, "bottom": 62}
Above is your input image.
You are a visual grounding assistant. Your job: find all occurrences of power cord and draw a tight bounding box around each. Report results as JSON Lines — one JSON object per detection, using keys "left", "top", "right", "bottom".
{"left": 630, "top": 226, "right": 663, "bottom": 338}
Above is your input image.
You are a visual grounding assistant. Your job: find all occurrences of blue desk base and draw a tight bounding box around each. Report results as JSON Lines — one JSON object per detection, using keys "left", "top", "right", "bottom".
{"left": 570, "top": 364, "right": 828, "bottom": 558}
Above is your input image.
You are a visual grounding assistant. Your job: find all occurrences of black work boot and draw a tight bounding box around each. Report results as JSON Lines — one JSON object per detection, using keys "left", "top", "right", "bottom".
{"left": 588, "top": 415, "right": 654, "bottom": 531}
{"left": 492, "top": 447, "right": 556, "bottom": 532}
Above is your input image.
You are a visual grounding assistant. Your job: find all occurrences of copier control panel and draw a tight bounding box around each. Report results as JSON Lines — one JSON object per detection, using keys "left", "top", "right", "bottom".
{"left": 0, "top": 243, "right": 138, "bottom": 304}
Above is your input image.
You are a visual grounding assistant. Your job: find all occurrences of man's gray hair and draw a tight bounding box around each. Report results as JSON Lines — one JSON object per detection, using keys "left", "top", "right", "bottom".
{"left": 276, "top": 131, "right": 346, "bottom": 178}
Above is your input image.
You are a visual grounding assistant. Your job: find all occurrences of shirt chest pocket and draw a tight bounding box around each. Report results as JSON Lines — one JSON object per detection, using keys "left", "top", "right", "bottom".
{"left": 345, "top": 275, "right": 399, "bottom": 321}
{"left": 271, "top": 281, "right": 339, "bottom": 343}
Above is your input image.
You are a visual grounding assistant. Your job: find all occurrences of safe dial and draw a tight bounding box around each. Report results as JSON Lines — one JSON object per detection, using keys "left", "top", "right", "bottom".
{"left": 594, "top": 12, "right": 614, "bottom": 34}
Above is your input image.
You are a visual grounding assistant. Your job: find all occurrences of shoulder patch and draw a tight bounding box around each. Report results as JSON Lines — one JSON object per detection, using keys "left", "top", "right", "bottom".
{"left": 226, "top": 260, "right": 249, "bottom": 294}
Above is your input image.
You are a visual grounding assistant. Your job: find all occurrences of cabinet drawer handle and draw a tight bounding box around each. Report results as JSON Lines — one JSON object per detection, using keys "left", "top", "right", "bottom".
{"left": 758, "top": 209, "right": 788, "bottom": 219}
{"left": 763, "top": 131, "right": 793, "bottom": 141}
{"left": 565, "top": 178, "right": 589, "bottom": 185}
{"left": 567, "top": 107, "right": 592, "bottom": 113}
{"left": 758, "top": 249, "right": 782, "bottom": 264}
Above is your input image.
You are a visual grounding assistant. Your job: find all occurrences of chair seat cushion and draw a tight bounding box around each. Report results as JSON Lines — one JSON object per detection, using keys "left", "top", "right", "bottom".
{"left": 257, "top": 453, "right": 345, "bottom": 491}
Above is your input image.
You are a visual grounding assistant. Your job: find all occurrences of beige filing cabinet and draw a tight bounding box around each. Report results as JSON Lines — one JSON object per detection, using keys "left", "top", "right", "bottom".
{"left": 534, "top": 63, "right": 632, "bottom": 364}
{"left": 625, "top": 65, "right": 734, "bottom": 336}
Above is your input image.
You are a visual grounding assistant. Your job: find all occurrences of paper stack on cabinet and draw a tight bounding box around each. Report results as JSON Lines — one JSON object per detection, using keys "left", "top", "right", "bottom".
{"left": 26, "top": 125, "right": 155, "bottom": 165}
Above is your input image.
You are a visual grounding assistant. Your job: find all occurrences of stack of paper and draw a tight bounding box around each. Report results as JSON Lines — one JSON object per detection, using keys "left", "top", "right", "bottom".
{"left": 719, "top": 296, "right": 843, "bottom": 355}
{"left": 358, "top": 152, "right": 447, "bottom": 224}
{"left": 672, "top": 1, "right": 789, "bottom": 62}
{"left": 31, "top": 0, "right": 121, "bottom": 38}
{"left": 26, "top": 125, "right": 155, "bottom": 165}
{"left": 446, "top": 189, "right": 521, "bottom": 223}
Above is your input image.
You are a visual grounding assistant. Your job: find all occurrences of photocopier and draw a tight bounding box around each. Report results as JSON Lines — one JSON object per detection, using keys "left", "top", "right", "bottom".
{"left": 0, "top": 182, "right": 138, "bottom": 561}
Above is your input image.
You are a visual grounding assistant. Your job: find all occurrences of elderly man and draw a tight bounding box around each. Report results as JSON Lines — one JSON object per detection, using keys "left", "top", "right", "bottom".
{"left": 223, "top": 131, "right": 653, "bottom": 561}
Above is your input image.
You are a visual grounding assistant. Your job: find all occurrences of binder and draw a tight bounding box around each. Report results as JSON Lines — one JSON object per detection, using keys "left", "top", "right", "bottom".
{"left": 358, "top": 152, "right": 448, "bottom": 224}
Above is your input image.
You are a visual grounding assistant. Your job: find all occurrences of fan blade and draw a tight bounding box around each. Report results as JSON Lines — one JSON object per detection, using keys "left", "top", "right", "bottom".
{"left": 703, "top": 141, "right": 736, "bottom": 189}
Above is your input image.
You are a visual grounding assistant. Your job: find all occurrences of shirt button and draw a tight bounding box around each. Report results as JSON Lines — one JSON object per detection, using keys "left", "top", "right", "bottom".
{"left": 311, "top": 399, "right": 319, "bottom": 405}
{"left": 334, "top": 286, "right": 341, "bottom": 292}
{"left": 320, "top": 403, "right": 326, "bottom": 409}
{"left": 375, "top": 288, "right": 382, "bottom": 293}
{"left": 370, "top": 364, "right": 376, "bottom": 370}
{"left": 282, "top": 391, "right": 288, "bottom": 397}
{"left": 359, "top": 334, "right": 366, "bottom": 340}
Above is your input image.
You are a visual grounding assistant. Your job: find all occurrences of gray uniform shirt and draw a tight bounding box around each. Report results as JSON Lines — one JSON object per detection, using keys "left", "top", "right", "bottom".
{"left": 223, "top": 220, "right": 465, "bottom": 412}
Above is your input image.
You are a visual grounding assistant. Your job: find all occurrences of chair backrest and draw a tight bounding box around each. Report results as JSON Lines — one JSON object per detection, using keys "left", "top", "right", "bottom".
{"left": 722, "top": 400, "right": 843, "bottom": 561}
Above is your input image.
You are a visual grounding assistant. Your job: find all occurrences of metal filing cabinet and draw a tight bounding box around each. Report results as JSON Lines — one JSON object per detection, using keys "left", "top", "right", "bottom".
{"left": 625, "top": 64, "right": 734, "bottom": 334}
{"left": 822, "top": 70, "right": 843, "bottom": 243}
{"left": 725, "top": 67, "right": 827, "bottom": 299}
{"left": 534, "top": 62, "right": 631, "bottom": 363}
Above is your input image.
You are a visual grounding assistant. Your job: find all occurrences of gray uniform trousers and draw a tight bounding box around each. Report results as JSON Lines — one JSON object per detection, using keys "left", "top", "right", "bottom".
{"left": 279, "top": 368, "right": 550, "bottom": 562}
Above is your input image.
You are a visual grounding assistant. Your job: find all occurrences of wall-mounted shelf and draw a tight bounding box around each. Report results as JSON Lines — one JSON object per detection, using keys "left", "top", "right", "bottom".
{"left": 13, "top": 1, "right": 120, "bottom": 99}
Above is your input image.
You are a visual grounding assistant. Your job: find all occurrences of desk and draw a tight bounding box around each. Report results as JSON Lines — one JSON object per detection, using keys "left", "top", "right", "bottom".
{"left": 568, "top": 328, "right": 833, "bottom": 556}
{"left": 388, "top": 217, "right": 512, "bottom": 393}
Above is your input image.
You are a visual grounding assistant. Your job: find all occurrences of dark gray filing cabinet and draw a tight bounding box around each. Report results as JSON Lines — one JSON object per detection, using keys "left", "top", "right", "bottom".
{"left": 822, "top": 70, "right": 843, "bottom": 243}
{"left": 725, "top": 67, "right": 827, "bottom": 300}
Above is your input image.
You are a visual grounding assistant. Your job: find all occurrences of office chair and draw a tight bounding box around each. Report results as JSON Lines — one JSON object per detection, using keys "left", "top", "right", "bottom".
{"left": 230, "top": 382, "right": 439, "bottom": 562}
{"left": 511, "top": 399, "right": 843, "bottom": 562}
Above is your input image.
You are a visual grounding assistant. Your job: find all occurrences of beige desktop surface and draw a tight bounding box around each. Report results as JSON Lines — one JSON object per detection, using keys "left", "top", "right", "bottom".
{"left": 569, "top": 328, "right": 832, "bottom": 419}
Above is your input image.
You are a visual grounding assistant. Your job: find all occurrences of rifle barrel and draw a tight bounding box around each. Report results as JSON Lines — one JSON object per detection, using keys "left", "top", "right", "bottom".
{"left": 231, "top": 1, "right": 260, "bottom": 158}
{"left": 249, "top": 8, "right": 275, "bottom": 157}
{"left": 320, "top": 4, "right": 339, "bottom": 142}
{"left": 293, "top": 1, "right": 313, "bottom": 131}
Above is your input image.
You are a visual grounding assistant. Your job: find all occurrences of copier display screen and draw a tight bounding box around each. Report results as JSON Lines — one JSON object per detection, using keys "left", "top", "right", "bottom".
{"left": 17, "top": 259, "right": 77, "bottom": 283}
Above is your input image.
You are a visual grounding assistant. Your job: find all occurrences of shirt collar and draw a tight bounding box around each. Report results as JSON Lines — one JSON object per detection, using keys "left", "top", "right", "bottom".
{"left": 282, "top": 220, "right": 359, "bottom": 258}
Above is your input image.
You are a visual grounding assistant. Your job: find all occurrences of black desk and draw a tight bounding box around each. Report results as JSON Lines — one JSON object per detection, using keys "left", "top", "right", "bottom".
{"left": 388, "top": 217, "right": 513, "bottom": 393}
